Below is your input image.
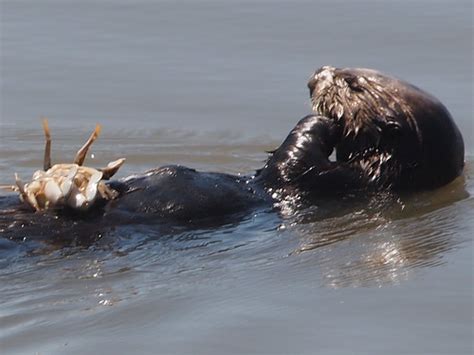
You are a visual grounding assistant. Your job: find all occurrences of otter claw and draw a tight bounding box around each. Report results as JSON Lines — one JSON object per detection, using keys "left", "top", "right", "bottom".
{"left": 98, "top": 182, "right": 119, "bottom": 200}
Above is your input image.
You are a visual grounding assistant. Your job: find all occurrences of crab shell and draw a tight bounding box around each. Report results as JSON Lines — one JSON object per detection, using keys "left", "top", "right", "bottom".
{"left": 10, "top": 120, "right": 125, "bottom": 212}
{"left": 16, "top": 163, "right": 120, "bottom": 212}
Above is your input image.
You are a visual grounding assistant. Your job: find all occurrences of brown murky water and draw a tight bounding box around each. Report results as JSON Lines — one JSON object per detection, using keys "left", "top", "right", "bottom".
{"left": 1, "top": 1, "right": 473, "bottom": 354}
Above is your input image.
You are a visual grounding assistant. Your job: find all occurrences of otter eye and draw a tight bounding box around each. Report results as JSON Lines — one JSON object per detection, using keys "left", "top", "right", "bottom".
{"left": 386, "top": 121, "right": 402, "bottom": 135}
{"left": 342, "top": 75, "right": 364, "bottom": 92}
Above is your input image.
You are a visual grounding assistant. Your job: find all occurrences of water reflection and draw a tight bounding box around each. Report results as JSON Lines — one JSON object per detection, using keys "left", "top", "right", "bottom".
{"left": 0, "top": 168, "right": 470, "bottom": 290}
{"left": 291, "top": 175, "right": 471, "bottom": 288}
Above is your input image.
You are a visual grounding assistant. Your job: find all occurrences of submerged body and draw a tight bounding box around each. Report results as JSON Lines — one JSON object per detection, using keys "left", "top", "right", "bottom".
{"left": 106, "top": 165, "right": 270, "bottom": 221}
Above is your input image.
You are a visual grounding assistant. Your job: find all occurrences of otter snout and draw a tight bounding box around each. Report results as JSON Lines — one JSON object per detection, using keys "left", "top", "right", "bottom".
{"left": 307, "top": 66, "right": 336, "bottom": 98}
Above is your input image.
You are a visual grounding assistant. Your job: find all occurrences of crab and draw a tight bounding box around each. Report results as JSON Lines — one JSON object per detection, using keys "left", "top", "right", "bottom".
{"left": 6, "top": 120, "right": 125, "bottom": 212}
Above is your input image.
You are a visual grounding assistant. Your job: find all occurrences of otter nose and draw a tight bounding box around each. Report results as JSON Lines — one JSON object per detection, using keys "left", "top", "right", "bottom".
{"left": 307, "top": 66, "right": 335, "bottom": 96}
{"left": 307, "top": 76, "right": 317, "bottom": 96}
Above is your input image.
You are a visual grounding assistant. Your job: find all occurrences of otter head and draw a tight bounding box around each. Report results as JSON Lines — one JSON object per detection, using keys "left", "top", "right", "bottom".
{"left": 308, "top": 66, "right": 422, "bottom": 142}
{"left": 307, "top": 66, "right": 428, "bottom": 186}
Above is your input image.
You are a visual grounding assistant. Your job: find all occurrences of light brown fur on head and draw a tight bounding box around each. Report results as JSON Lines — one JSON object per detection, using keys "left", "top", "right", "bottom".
{"left": 307, "top": 66, "right": 429, "bottom": 187}
{"left": 308, "top": 66, "right": 421, "bottom": 144}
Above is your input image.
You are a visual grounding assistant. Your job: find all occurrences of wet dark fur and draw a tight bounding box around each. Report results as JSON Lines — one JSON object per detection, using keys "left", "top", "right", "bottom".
{"left": 103, "top": 115, "right": 352, "bottom": 222}
{"left": 308, "top": 66, "right": 465, "bottom": 189}
{"left": 0, "top": 114, "right": 361, "bottom": 239}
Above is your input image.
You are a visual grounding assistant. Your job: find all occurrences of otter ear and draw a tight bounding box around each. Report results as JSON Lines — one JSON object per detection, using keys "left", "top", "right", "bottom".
{"left": 381, "top": 120, "right": 403, "bottom": 145}
{"left": 340, "top": 73, "right": 364, "bottom": 92}
{"left": 373, "top": 117, "right": 403, "bottom": 138}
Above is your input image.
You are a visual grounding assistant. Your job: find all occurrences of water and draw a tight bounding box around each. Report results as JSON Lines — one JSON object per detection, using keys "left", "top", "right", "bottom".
{"left": 1, "top": 0, "right": 473, "bottom": 354}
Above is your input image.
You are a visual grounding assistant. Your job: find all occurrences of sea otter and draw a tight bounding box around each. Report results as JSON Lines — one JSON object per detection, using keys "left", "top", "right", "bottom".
{"left": 0, "top": 67, "right": 465, "bottom": 239}
{"left": 307, "top": 66, "right": 465, "bottom": 190}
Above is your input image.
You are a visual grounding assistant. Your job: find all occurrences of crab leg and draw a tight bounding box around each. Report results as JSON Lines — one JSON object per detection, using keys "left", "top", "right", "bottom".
{"left": 42, "top": 118, "right": 52, "bottom": 171}
{"left": 100, "top": 158, "right": 126, "bottom": 180}
{"left": 15, "top": 173, "right": 39, "bottom": 211}
{"left": 25, "top": 189, "right": 40, "bottom": 211}
{"left": 0, "top": 184, "right": 17, "bottom": 191}
{"left": 14, "top": 173, "right": 28, "bottom": 200}
{"left": 73, "top": 124, "right": 102, "bottom": 166}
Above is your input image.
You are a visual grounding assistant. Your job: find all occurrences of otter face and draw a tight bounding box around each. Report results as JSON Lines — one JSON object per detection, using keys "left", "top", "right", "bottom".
{"left": 307, "top": 66, "right": 419, "bottom": 141}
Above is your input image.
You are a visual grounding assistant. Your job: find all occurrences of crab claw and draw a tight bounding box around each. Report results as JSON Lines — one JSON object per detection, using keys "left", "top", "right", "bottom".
{"left": 100, "top": 158, "right": 126, "bottom": 180}
{"left": 65, "top": 170, "right": 103, "bottom": 211}
{"left": 67, "top": 186, "right": 87, "bottom": 210}
{"left": 44, "top": 179, "right": 63, "bottom": 205}
{"left": 60, "top": 164, "right": 78, "bottom": 198}
{"left": 85, "top": 170, "right": 103, "bottom": 204}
